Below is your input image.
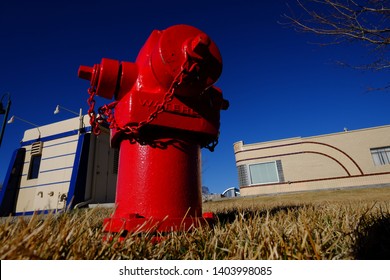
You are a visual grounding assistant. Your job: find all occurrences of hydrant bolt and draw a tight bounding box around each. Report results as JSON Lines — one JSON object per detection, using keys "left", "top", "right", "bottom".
{"left": 187, "top": 34, "right": 211, "bottom": 60}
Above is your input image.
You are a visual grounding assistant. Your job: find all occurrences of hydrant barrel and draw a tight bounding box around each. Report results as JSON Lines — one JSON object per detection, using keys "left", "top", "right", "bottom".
{"left": 115, "top": 140, "right": 202, "bottom": 219}
{"left": 104, "top": 137, "right": 204, "bottom": 233}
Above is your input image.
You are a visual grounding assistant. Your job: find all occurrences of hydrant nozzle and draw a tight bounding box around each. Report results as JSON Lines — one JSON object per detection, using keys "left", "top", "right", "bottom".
{"left": 78, "top": 65, "right": 93, "bottom": 81}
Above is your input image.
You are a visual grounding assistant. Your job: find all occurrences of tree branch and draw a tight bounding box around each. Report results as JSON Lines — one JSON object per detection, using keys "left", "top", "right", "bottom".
{"left": 282, "top": 0, "right": 390, "bottom": 70}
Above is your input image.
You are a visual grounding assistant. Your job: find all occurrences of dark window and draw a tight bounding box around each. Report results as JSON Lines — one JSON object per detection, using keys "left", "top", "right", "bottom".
{"left": 28, "top": 155, "right": 41, "bottom": 179}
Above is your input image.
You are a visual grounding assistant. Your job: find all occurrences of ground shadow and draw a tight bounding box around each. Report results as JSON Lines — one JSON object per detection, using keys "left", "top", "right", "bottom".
{"left": 354, "top": 215, "right": 390, "bottom": 260}
{"left": 215, "top": 204, "right": 304, "bottom": 226}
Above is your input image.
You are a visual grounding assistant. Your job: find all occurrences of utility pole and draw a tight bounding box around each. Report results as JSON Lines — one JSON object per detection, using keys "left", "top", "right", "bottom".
{"left": 0, "top": 93, "right": 11, "bottom": 147}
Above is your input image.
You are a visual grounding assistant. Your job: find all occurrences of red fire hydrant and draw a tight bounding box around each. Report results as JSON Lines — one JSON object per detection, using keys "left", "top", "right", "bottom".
{"left": 78, "top": 25, "right": 228, "bottom": 234}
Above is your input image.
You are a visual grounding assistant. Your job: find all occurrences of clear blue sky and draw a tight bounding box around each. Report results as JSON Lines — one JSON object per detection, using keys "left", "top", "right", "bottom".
{"left": 1, "top": 0, "right": 389, "bottom": 194}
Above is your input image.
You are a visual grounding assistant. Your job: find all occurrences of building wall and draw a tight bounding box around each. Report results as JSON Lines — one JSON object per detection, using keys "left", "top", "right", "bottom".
{"left": 15, "top": 134, "right": 78, "bottom": 213}
{"left": 234, "top": 125, "right": 390, "bottom": 196}
{"left": 14, "top": 117, "right": 89, "bottom": 213}
{"left": 8, "top": 116, "right": 118, "bottom": 214}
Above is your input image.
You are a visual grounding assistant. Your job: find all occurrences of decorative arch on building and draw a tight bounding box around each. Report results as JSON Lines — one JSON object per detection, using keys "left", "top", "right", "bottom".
{"left": 235, "top": 140, "right": 364, "bottom": 176}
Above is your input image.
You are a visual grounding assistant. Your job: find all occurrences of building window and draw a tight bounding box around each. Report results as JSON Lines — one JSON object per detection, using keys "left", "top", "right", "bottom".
{"left": 249, "top": 161, "right": 279, "bottom": 185}
{"left": 237, "top": 165, "right": 249, "bottom": 187}
{"left": 28, "top": 141, "right": 43, "bottom": 180}
{"left": 371, "top": 147, "right": 390, "bottom": 166}
{"left": 28, "top": 155, "right": 42, "bottom": 179}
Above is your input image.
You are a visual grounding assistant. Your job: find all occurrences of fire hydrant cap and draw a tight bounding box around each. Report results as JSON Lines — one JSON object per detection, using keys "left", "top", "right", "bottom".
{"left": 151, "top": 24, "right": 222, "bottom": 89}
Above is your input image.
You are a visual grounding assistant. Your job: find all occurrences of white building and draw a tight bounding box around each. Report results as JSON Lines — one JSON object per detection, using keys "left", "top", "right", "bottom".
{"left": 0, "top": 116, "right": 117, "bottom": 216}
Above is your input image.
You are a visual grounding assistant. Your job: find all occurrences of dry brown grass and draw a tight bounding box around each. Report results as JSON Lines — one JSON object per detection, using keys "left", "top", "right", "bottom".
{"left": 1, "top": 187, "right": 389, "bottom": 260}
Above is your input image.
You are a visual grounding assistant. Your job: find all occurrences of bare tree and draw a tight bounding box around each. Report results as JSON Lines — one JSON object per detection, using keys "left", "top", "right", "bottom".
{"left": 283, "top": 0, "right": 390, "bottom": 72}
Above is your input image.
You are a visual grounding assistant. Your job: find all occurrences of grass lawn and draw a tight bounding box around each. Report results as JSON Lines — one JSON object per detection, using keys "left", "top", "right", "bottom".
{"left": 1, "top": 186, "right": 389, "bottom": 259}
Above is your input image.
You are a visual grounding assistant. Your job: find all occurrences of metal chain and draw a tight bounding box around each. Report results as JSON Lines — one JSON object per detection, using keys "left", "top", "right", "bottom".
{"left": 87, "top": 87, "right": 118, "bottom": 135}
{"left": 86, "top": 58, "right": 219, "bottom": 151}
{"left": 87, "top": 87, "right": 100, "bottom": 135}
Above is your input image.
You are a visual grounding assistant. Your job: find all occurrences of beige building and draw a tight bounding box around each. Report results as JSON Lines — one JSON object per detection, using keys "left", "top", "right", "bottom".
{"left": 0, "top": 116, "right": 117, "bottom": 216}
{"left": 234, "top": 125, "right": 390, "bottom": 196}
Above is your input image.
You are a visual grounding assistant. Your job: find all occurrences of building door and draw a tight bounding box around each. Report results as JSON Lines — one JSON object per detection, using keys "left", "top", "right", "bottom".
{"left": 92, "top": 133, "right": 117, "bottom": 203}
